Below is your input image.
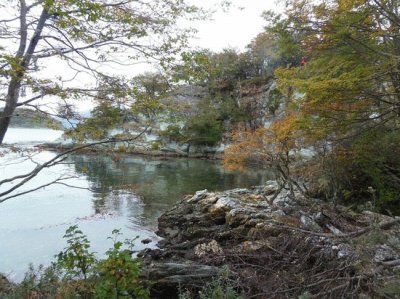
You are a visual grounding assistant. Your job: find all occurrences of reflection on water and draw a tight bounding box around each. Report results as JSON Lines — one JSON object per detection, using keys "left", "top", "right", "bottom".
{"left": 1, "top": 138, "right": 272, "bottom": 281}
{"left": 69, "top": 154, "right": 273, "bottom": 228}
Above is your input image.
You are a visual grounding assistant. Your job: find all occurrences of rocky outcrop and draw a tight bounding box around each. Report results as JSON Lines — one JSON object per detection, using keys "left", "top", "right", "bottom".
{"left": 0, "top": 274, "right": 13, "bottom": 294}
{"left": 141, "top": 182, "right": 400, "bottom": 298}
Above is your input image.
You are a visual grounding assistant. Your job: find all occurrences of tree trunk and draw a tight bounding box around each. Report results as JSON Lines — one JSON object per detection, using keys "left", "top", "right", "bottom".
{"left": 0, "top": 80, "right": 23, "bottom": 143}
{"left": 0, "top": 7, "right": 49, "bottom": 144}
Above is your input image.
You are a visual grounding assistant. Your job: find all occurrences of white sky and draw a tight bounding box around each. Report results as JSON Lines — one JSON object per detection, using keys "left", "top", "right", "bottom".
{"left": 188, "top": 0, "right": 282, "bottom": 52}
{"left": 1, "top": 0, "right": 283, "bottom": 112}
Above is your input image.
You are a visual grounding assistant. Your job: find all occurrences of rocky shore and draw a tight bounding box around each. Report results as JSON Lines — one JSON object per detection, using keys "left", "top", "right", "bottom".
{"left": 140, "top": 182, "right": 400, "bottom": 298}
{"left": 1, "top": 182, "right": 399, "bottom": 298}
{"left": 37, "top": 141, "right": 223, "bottom": 160}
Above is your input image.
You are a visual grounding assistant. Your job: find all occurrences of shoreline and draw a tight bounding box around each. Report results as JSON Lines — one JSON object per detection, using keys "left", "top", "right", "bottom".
{"left": 36, "top": 141, "right": 224, "bottom": 160}
{"left": 1, "top": 183, "right": 400, "bottom": 297}
{"left": 139, "top": 183, "right": 400, "bottom": 298}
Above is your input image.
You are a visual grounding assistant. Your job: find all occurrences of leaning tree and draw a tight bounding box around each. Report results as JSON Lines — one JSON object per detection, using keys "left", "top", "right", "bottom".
{"left": 0, "top": 0, "right": 202, "bottom": 144}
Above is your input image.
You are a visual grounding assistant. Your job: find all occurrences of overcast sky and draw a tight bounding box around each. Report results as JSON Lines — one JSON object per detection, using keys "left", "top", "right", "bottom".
{"left": 188, "top": 0, "right": 282, "bottom": 52}
{"left": 1, "top": 1, "right": 283, "bottom": 112}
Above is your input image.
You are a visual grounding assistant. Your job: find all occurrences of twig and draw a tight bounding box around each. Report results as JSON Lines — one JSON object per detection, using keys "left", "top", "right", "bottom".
{"left": 270, "top": 217, "right": 400, "bottom": 239}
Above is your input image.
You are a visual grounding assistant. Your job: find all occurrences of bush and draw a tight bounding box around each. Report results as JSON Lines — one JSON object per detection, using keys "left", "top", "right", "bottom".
{"left": 184, "top": 112, "right": 223, "bottom": 146}
{"left": 160, "top": 125, "right": 185, "bottom": 143}
{"left": 94, "top": 230, "right": 149, "bottom": 299}
{"left": 5, "top": 226, "right": 149, "bottom": 299}
{"left": 150, "top": 141, "right": 161, "bottom": 151}
{"left": 304, "top": 129, "right": 400, "bottom": 214}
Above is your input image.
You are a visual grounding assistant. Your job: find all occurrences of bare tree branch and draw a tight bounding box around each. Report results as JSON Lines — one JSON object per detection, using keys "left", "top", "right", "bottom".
{"left": 0, "top": 127, "right": 148, "bottom": 203}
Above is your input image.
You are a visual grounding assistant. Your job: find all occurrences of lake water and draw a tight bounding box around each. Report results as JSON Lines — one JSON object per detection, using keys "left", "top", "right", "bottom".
{"left": 0, "top": 128, "right": 272, "bottom": 281}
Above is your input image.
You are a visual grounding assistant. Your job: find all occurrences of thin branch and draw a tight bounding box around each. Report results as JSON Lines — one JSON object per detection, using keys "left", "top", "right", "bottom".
{"left": 272, "top": 216, "right": 400, "bottom": 239}
{"left": 0, "top": 128, "right": 148, "bottom": 203}
{"left": 0, "top": 176, "right": 74, "bottom": 202}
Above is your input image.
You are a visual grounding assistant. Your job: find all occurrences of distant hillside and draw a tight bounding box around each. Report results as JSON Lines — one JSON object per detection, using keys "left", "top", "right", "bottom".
{"left": 6, "top": 108, "right": 63, "bottom": 129}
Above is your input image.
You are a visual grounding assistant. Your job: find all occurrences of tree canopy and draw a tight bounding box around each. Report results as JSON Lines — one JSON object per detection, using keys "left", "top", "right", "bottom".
{"left": 0, "top": 0, "right": 202, "bottom": 144}
{"left": 223, "top": 0, "right": 400, "bottom": 210}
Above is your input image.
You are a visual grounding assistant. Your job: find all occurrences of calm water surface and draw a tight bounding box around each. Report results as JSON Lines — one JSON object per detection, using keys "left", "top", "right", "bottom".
{"left": 0, "top": 128, "right": 272, "bottom": 281}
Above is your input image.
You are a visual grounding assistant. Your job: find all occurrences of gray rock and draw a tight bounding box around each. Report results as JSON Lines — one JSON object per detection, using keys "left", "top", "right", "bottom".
{"left": 194, "top": 240, "right": 223, "bottom": 258}
{"left": 336, "top": 243, "right": 353, "bottom": 258}
{"left": 188, "top": 189, "right": 209, "bottom": 203}
{"left": 374, "top": 245, "right": 399, "bottom": 263}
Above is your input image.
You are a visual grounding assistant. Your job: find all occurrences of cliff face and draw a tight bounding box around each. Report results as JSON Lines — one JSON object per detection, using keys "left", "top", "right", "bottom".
{"left": 47, "top": 80, "right": 282, "bottom": 157}
{"left": 140, "top": 183, "right": 400, "bottom": 298}
{"left": 154, "top": 79, "right": 280, "bottom": 155}
{"left": 236, "top": 79, "right": 282, "bottom": 130}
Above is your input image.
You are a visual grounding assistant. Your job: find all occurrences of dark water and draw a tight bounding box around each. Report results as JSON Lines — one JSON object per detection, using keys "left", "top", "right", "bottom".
{"left": 0, "top": 142, "right": 272, "bottom": 281}
{"left": 69, "top": 154, "right": 273, "bottom": 228}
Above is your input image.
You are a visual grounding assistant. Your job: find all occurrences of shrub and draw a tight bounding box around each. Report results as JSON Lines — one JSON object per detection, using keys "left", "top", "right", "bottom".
{"left": 184, "top": 113, "right": 223, "bottom": 146}
{"left": 94, "top": 230, "right": 149, "bottom": 299}
{"left": 150, "top": 141, "right": 161, "bottom": 151}
{"left": 5, "top": 226, "right": 149, "bottom": 299}
{"left": 160, "top": 125, "right": 185, "bottom": 143}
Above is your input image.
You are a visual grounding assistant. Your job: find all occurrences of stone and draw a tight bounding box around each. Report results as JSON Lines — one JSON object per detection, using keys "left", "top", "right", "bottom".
{"left": 141, "top": 183, "right": 400, "bottom": 298}
{"left": 208, "top": 196, "right": 238, "bottom": 217}
{"left": 0, "top": 274, "right": 12, "bottom": 294}
{"left": 194, "top": 240, "right": 223, "bottom": 258}
{"left": 336, "top": 243, "right": 353, "bottom": 258}
{"left": 226, "top": 208, "right": 252, "bottom": 227}
{"left": 188, "top": 189, "right": 209, "bottom": 203}
{"left": 374, "top": 245, "right": 399, "bottom": 263}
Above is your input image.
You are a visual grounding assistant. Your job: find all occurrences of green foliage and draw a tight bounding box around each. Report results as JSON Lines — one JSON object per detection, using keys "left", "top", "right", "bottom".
{"left": 5, "top": 226, "right": 148, "bottom": 299}
{"left": 219, "top": 97, "right": 250, "bottom": 123}
{"left": 377, "top": 283, "right": 400, "bottom": 298}
{"left": 94, "top": 230, "right": 149, "bottom": 299}
{"left": 184, "top": 106, "right": 223, "bottom": 146}
{"left": 251, "top": 0, "right": 400, "bottom": 213}
{"left": 266, "top": 87, "right": 282, "bottom": 115}
{"left": 352, "top": 130, "right": 400, "bottom": 212}
{"left": 160, "top": 124, "right": 185, "bottom": 143}
{"left": 7, "top": 108, "right": 63, "bottom": 129}
{"left": 57, "top": 225, "right": 96, "bottom": 280}
{"left": 246, "top": 31, "right": 280, "bottom": 75}
{"left": 129, "top": 73, "right": 170, "bottom": 119}
{"left": 117, "top": 145, "right": 127, "bottom": 152}
{"left": 150, "top": 141, "right": 161, "bottom": 151}
{"left": 0, "top": 0, "right": 204, "bottom": 145}
{"left": 2, "top": 264, "right": 61, "bottom": 299}
{"left": 161, "top": 102, "right": 224, "bottom": 146}
{"left": 172, "top": 51, "right": 213, "bottom": 84}
{"left": 65, "top": 72, "right": 173, "bottom": 142}
{"left": 65, "top": 102, "right": 124, "bottom": 141}
{"left": 262, "top": 10, "right": 304, "bottom": 67}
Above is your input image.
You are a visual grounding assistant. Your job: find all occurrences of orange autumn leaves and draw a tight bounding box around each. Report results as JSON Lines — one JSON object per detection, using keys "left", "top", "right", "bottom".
{"left": 223, "top": 113, "right": 302, "bottom": 171}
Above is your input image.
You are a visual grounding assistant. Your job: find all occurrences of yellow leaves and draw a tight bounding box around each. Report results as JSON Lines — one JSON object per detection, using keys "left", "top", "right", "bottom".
{"left": 79, "top": 166, "right": 89, "bottom": 174}
{"left": 223, "top": 129, "right": 263, "bottom": 170}
{"left": 223, "top": 115, "right": 304, "bottom": 171}
{"left": 338, "top": 0, "right": 366, "bottom": 11}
